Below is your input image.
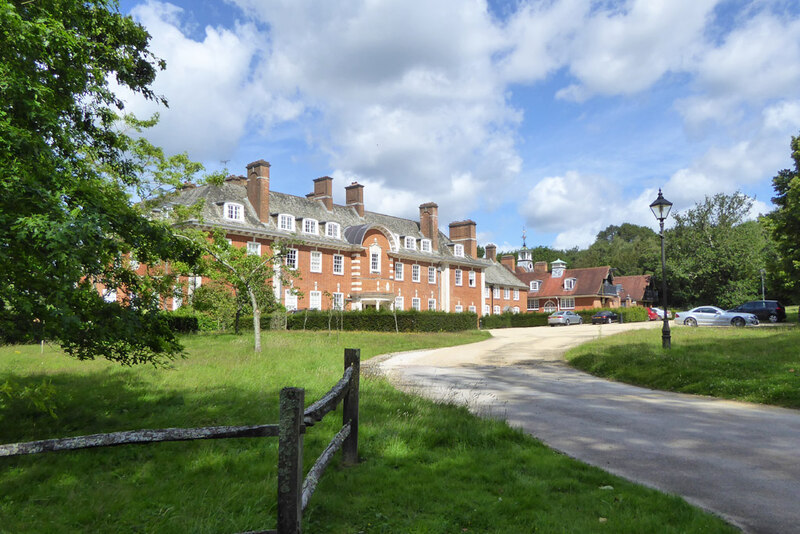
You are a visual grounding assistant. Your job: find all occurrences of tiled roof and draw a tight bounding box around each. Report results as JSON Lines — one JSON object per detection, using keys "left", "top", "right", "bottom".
{"left": 485, "top": 262, "right": 527, "bottom": 289}
{"left": 160, "top": 182, "right": 488, "bottom": 267}
{"left": 516, "top": 266, "right": 612, "bottom": 298}
{"left": 614, "top": 275, "right": 651, "bottom": 301}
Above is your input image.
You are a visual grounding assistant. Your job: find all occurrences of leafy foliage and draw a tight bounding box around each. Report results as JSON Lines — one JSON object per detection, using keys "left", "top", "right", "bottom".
{"left": 576, "top": 224, "right": 659, "bottom": 275}
{"left": 0, "top": 0, "right": 202, "bottom": 364}
{"left": 768, "top": 132, "right": 800, "bottom": 303}
{"left": 665, "top": 192, "right": 771, "bottom": 309}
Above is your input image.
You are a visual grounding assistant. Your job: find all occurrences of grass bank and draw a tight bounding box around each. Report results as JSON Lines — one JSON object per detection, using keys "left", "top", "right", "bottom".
{"left": 567, "top": 325, "right": 800, "bottom": 409}
{"left": 1, "top": 331, "right": 735, "bottom": 533}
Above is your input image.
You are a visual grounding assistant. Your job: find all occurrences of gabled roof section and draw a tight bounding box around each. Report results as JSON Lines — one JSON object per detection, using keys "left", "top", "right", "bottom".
{"left": 614, "top": 275, "right": 652, "bottom": 302}
{"left": 516, "top": 266, "right": 612, "bottom": 297}
{"left": 485, "top": 261, "right": 527, "bottom": 289}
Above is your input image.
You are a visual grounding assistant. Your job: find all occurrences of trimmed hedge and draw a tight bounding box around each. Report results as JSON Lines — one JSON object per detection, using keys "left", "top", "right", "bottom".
{"left": 242, "top": 310, "right": 478, "bottom": 332}
{"left": 481, "top": 306, "right": 651, "bottom": 329}
{"left": 163, "top": 314, "right": 200, "bottom": 333}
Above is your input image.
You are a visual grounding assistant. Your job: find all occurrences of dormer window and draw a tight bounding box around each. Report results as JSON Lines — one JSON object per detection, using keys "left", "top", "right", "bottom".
{"left": 278, "top": 214, "right": 295, "bottom": 231}
{"left": 564, "top": 278, "right": 576, "bottom": 291}
{"left": 454, "top": 244, "right": 464, "bottom": 257}
{"left": 420, "top": 239, "right": 431, "bottom": 253}
{"left": 404, "top": 236, "right": 417, "bottom": 250}
{"left": 529, "top": 280, "right": 541, "bottom": 291}
{"left": 224, "top": 202, "right": 243, "bottom": 221}
{"left": 303, "top": 218, "right": 318, "bottom": 235}
{"left": 325, "top": 222, "right": 341, "bottom": 239}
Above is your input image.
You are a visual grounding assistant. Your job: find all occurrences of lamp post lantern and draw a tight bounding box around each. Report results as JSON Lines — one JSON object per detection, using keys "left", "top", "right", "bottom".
{"left": 650, "top": 189, "right": 673, "bottom": 349}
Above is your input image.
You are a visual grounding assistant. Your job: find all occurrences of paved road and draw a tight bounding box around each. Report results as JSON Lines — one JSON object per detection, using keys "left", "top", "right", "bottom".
{"left": 372, "top": 323, "right": 800, "bottom": 534}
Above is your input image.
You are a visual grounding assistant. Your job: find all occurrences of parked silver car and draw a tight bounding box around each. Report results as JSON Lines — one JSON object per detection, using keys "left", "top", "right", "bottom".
{"left": 674, "top": 306, "right": 759, "bottom": 327}
{"left": 548, "top": 310, "right": 583, "bottom": 326}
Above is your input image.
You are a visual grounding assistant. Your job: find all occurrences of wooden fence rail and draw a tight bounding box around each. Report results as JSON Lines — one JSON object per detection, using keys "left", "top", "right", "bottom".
{"left": 0, "top": 348, "right": 361, "bottom": 534}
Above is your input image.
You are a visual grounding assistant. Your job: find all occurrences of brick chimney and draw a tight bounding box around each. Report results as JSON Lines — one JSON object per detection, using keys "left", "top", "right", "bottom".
{"left": 501, "top": 254, "right": 516, "bottom": 272}
{"left": 345, "top": 182, "right": 365, "bottom": 217}
{"left": 448, "top": 220, "right": 477, "bottom": 258}
{"left": 307, "top": 176, "right": 333, "bottom": 210}
{"left": 419, "top": 202, "right": 439, "bottom": 251}
{"left": 534, "top": 261, "right": 548, "bottom": 273}
{"left": 485, "top": 243, "right": 497, "bottom": 262}
{"left": 246, "top": 160, "right": 270, "bottom": 223}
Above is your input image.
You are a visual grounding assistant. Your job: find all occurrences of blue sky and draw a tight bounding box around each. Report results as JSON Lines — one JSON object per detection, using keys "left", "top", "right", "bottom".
{"left": 115, "top": 0, "right": 800, "bottom": 252}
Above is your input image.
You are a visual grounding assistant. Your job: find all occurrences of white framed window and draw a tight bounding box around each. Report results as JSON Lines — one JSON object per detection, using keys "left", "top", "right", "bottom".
{"left": 310, "top": 251, "right": 322, "bottom": 273}
{"left": 543, "top": 300, "right": 557, "bottom": 313}
{"left": 412, "top": 265, "right": 420, "bottom": 283}
{"left": 129, "top": 255, "right": 140, "bottom": 271}
{"left": 247, "top": 241, "right": 262, "bottom": 256}
{"left": 278, "top": 214, "right": 295, "bottom": 231}
{"left": 223, "top": 202, "right": 243, "bottom": 221}
{"left": 103, "top": 289, "right": 117, "bottom": 303}
{"left": 303, "top": 218, "right": 318, "bottom": 235}
{"left": 455, "top": 304, "right": 463, "bottom": 313}
{"left": 454, "top": 244, "right": 464, "bottom": 257}
{"left": 514, "top": 289, "right": 519, "bottom": 301}
{"left": 187, "top": 275, "right": 202, "bottom": 296}
{"left": 564, "top": 278, "right": 576, "bottom": 291}
{"left": 560, "top": 297, "right": 575, "bottom": 309}
{"left": 404, "top": 236, "right": 417, "bottom": 250}
{"left": 504, "top": 288, "right": 510, "bottom": 300}
{"left": 513, "top": 306, "right": 520, "bottom": 314}
{"left": 428, "top": 266, "right": 436, "bottom": 284}
{"left": 285, "top": 248, "right": 298, "bottom": 269}
{"left": 484, "top": 304, "right": 490, "bottom": 315}
{"left": 484, "top": 287, "right": 490, "bottom": 298}
{"left": 528, "top": 298, "right": 539, "bottom": 311}
{"left": 333, "top": 254, "right": 344, "bottom": 275}
{"left": 420, "top": 239, "right": 432, "bottom": 253}
{"left": 455, "top": 269, "right": 462, "bottom": 286}
{"left": 333, "top": 292, "right": 344, "bottom": 310}
{"left": 493, "top": 287, "right": 500, "bottom": 299}
{"left": 394, "top": 296, "right": 404, "bottom": 310}
{"left": 395, "top": 262, "right": 404, "bottom": 281}
{"left": 326, "top": 222, "right": 341, "bottom": 239}
{"left": 309, "top": 291, "right": 322, "bottom": 310}
{"left": 469, "top": 271, "right": 476, "bottom": 287}
{"left": 493, "top": 305, "right": 501, "bottom": 315}
{"left": 468, "top": 305, "right": 477, "bottom": 313}
{"left": 428, "top": 298, "right": 436, "bottom": 311}
{"left": 284, "top": 289, "right": 298, "bottom": 311}
{"left": 530, "top": 280, "right": 541, "bottom": 291}
{"left": 172, "top": 287, "right": 182, "bottom": 310}
{"left": 370, "top": 249, "right": 381, "bottom": 273}
{"left": 411, "top": 297, "right": 421, "bottom": 311}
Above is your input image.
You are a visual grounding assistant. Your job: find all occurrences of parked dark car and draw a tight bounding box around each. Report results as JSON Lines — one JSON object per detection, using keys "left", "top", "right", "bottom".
{"left": 728, "top": 300, "right": 786, "bottom": 323}
{"left": 592, "top": 310, "right": 619, "bottom": 324}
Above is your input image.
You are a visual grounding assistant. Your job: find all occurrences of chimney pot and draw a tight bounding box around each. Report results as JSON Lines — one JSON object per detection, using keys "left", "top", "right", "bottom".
{"left": 448, "top": 219, "right": 477, "bottom": 258}
{"left": 345, "top": 182, "right": 365, "bottom": 217}
{"left": 419, "top": 202, "right": 439, "bottom": 251}
{"left": 485, "top": 243, "right": 497, "bottom": 262}
{"left": 246, "top": 159, "right": 270, "bottom": 223}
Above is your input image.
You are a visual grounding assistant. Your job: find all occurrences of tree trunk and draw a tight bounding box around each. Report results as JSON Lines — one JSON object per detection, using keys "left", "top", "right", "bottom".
{"left": 248, "top": 287, "right": 261, "bottom": 353}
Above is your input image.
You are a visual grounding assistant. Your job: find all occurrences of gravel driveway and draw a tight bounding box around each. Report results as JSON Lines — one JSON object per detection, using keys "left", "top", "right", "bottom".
{"left": 372, "top": 323, "right": 800, "bottom": 534}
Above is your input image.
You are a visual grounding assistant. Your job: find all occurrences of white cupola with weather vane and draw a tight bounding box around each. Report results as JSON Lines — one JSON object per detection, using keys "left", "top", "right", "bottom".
{"left": 518, "top": 227, "right": 534, "bottom": 272}
{"left": 551, "top": 259, "right": 567, "bottom": 278}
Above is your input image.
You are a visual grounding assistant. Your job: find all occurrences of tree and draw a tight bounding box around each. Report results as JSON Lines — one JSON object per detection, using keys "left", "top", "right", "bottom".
{"left": 768, "top": 132, "right": 800, "bottom": 303}
{"left": 0, "top": 1, "right": 201, "bottom": 364}
{"left": 665, "top": 192, "right": 771, "bottom": 309}
{"left": 185, "top": 230, "right": 297, "bottom": 352}
{"left": 577, "top": 224, "right": 659, "bottom": 274}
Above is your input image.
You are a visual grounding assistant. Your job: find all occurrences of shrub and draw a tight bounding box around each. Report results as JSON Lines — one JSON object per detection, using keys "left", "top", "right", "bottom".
{"left": 238, "top": 310, "right": 478, "bottom": 332}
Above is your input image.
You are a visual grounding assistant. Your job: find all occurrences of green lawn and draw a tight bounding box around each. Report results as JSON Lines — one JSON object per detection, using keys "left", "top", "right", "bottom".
{"left": 1, "top": 331, "right": 736, "bottom": 533}
{"left": 567, "top": 325, "right": 800, "bottom": 409}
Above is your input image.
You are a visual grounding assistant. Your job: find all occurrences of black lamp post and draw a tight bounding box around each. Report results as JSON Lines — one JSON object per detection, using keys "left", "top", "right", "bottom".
{"left": 650, "top": 189, "right": 673, "bottom": 349}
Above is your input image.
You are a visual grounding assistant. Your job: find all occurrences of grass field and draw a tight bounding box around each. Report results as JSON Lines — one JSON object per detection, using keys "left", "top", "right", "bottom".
{"left": 1, "top": 331, "right": 736, "bottom": 533}
{"left": 567, "top": 325, "right": 800, "bottom": 409}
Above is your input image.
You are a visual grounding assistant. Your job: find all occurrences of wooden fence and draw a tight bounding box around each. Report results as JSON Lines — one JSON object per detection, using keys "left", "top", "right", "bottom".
{"left": 0, "top": 348, "right": 361, "bottom": 534}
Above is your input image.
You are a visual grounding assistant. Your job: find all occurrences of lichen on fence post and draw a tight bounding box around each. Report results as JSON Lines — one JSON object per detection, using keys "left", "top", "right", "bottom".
{"left": 278, "top": 387, "right": 304, "bottom": 533}
{"left": 342, "top": 348, "right": 360, "bottom": 465}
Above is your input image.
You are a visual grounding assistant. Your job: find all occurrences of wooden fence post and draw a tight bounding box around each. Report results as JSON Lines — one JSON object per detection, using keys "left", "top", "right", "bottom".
{"left": 342, "top": 348, "right": 360, "bottom": 465}
{"left": 278, "top": 387, "right": 304, "bottom": 534}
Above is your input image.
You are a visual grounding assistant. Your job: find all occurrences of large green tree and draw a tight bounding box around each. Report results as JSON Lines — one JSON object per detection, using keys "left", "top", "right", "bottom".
{"left": 768, "top": 132, "right": 800, "bottom": 303}
{"left": 576, "top": 223, "right": 659, "bottom": 274}
{"left": 0, "top": 0, "right": 200, "bottom": 364}
{"left": 666, "top": 192, "right": 771, "bottom": 309}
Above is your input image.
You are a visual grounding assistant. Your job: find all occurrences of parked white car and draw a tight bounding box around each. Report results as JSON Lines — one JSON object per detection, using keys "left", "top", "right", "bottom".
{"left": 548, "top": 310, "right": 583, "bottom": 326}
{"left": 674, "top": 306, "right": 759, "bottom": 327}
